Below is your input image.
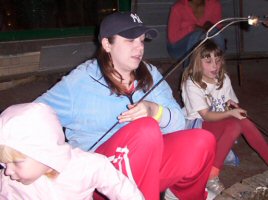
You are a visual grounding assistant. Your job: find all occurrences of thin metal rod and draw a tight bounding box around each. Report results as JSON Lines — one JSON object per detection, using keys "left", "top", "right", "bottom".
{"left": 88, "top": 16, "right": 260, "bottom": 151}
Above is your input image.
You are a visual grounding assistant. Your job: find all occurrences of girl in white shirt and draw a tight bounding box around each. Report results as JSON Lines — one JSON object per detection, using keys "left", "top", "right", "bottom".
{"left": 181, "top": 39, "right": 268, "bottom": 197}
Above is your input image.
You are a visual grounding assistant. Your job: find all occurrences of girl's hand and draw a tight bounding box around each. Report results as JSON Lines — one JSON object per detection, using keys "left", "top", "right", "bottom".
{"left": 228, "top": 108, "right": 247, "bottom": 120}
{"left": 118, "top": 101, "right": 159, "bottom": 123}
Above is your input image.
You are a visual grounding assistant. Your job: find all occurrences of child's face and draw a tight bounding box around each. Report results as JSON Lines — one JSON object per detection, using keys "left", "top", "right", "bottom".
{"left": 3, "top": 156, "right": 52, "bottom": 185}
{"left": 201, "top": 52, "right": 222, "bottom": 83}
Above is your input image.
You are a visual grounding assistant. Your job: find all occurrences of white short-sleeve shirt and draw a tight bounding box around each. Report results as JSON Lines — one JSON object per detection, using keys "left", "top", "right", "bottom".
{"left": 182, "top": 74, "right": 238, "bottom": 120}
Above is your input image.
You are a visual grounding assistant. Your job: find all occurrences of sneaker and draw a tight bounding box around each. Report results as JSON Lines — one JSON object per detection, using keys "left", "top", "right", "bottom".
{"left": 164, "top": 188, "right": 179, "bottom": 200}
{"left": 206, "top": 188, "right": 217, "bottom": 200}
{"left": 206, "top": 177, "right": 225, "bottom": 197}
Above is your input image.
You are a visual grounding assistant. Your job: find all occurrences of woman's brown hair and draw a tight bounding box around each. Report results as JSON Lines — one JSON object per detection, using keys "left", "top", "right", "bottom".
{"left": 181, "top": 39, "right": 226, "bottom": 90}
{"left": 96, "top": 36, "right": 153, "bottom": 96}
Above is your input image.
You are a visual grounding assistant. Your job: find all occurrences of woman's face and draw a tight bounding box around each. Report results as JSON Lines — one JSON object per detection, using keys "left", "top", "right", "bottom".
{"left": 201, "top": 52, "right": 222, "bottom": 83}
{"left": 103, "top": 34, "right": 145, "bottom": 77}
{"left": 3, "top": 156, "right": 52, "bottom": 185}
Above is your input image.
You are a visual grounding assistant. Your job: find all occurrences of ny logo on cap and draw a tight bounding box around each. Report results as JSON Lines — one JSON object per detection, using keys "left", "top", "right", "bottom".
{"left": 130, "top": 13, "right": 142, "bottom": 23}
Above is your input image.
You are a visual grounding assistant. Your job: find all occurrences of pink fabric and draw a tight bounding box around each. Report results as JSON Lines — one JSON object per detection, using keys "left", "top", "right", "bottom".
{"left": 202, "top": 117, "right": 268, "bottom": 169}
{"left": 168, "top": 0, "right": 222, "bottom": 43}
{"left": 0, "top": 103, "right": 71, "bottom": 172}
{"left": 95, "top": 117, "right": 216, "bottom": 200}
{"left": 0, "top": 103, "right": 144, "bottom": 200}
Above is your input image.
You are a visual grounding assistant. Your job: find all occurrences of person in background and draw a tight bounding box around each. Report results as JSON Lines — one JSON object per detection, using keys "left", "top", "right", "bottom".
{"left": 0, "top": 103, "right": 144, "bottom": 199}
{"left": 167, "top": 0, "right": 225, "bottom": 65}
{"left": 181, "top": 39, "right": 268, "bottom": 197}
{"left": 35, "top": 12, "right": 216, "bottom": 200}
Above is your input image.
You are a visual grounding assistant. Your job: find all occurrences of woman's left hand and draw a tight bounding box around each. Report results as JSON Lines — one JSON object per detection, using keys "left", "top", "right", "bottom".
{"left": 118, "top": 100, "right": 159, "bottom": 123}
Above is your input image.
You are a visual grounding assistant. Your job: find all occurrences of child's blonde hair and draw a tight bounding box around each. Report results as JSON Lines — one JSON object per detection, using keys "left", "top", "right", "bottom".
{"left": 182, "top": 39, "right": 226, "bottom": 90}
{"left": 0, "top": 145, "right": 25, "bottom": 163}
{"left": 0, "top": 145, "right": 58, "bottom": 178}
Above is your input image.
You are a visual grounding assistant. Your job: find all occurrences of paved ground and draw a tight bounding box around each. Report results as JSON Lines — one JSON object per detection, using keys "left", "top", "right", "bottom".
{"left": 1, "top": 58, "right": 268, "bottom": 198}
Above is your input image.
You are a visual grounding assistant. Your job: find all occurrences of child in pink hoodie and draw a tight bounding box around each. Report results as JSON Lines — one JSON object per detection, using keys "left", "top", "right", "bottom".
{"left": 0, "top": 103, "right": 144, "bottom": 200}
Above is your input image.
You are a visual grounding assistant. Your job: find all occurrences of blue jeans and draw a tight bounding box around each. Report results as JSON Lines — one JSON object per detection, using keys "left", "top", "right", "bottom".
{"left": 167, "top": 28, "right": 225, "bottom": 66}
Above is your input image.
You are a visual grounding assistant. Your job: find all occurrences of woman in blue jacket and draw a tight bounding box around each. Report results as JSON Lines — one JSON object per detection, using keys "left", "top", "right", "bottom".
{"left": 35, "top": 12, "right": 216, "bottom": 200}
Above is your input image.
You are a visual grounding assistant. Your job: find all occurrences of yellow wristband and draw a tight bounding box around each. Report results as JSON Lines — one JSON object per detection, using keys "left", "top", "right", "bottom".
{"left": 153, "top": 105, "right": 163, "bottom": 121}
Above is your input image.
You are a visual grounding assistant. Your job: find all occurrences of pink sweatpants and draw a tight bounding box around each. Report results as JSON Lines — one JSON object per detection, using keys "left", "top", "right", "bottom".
{"left": 95, "top": 117, "right": 215, "bottom": 200}
{"left": 203, "top": 117, "right": 268, "bottom": 169}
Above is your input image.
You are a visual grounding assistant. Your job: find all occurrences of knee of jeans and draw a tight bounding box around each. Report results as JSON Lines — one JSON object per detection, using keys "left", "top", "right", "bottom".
{"left": 189, "top": 30, "right": 206, "bottom": 42}
{"left": 167, "top": 45, "right": 181, "bottom": 59}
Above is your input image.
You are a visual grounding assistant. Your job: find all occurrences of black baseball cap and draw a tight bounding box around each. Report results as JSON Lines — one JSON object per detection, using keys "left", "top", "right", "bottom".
{"left": 99, "top": 12, "right": 158, "bottom": 41}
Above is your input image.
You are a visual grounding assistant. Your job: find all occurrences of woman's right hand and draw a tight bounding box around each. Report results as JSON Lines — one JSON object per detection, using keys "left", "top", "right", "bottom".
{"left": 228, "top": 108, "right": 247, "bottom": 120}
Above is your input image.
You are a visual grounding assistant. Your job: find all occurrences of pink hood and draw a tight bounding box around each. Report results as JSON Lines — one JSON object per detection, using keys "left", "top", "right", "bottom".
{"left": 0, "top": 103, "right": 71, "bottom": 172}
{"left": 0, "top": 103, "right": 145, "bottom": 200}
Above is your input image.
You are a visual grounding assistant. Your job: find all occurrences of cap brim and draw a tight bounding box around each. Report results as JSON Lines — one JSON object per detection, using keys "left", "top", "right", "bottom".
{"left": 118, "top": 26, "right": 158, "bottom": 40}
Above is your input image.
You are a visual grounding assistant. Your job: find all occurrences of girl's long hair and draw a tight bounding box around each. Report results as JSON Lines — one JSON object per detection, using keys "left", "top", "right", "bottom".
{"left": 96, "top": 36, "right": 153, "bottom": 96}
{"left": 182, "top": 39, "right": 226, "bottom": 90}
